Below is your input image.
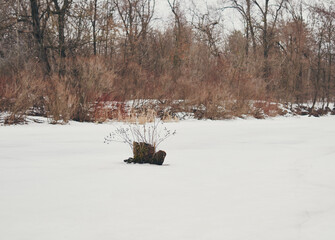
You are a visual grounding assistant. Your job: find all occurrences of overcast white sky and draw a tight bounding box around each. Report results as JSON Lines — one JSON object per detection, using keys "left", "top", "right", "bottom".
{"left": 153, "top": 0, "right": 333, "bottom": 31}
{"left": 153, "top": 0, "right": 241, "bottom": 31}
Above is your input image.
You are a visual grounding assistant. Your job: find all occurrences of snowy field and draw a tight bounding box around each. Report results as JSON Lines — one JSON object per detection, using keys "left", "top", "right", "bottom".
{"left": 1, "top": 116, "right": 335, "bottom": 240}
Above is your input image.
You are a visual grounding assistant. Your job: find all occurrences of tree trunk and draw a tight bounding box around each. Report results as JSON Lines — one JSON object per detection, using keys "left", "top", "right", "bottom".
{"left": 93, "top": 0, "right": 97, "bottom": 55}
{"left": 58, "top": 12, "right": 66, "bottom": 59}
{"left": 246, "top": 0, "right": 256, "bottom": 56}
{"left": 310, "top": 34, "right": 323, "bottom": 116}
{"left": 30, "top": 0, "right": 51, "bottom": 74}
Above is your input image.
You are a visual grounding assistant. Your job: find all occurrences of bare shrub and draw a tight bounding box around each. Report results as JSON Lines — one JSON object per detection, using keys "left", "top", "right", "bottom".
{"left": 45, "top": 76, "right": 77, "bottom": 124}
{"left": 44, "top": 57, "right": 115, "bottom": 123}
{"left": 0, "top": 75, "right": 18, "bottom": 112}
{"left": 1, "top": 62, "right": 46, "bottom": 124}
{"left": 104, "top": 111, "right": 176, "bottom": 152}
{"left": 66, "top": 57, "right": 115, "bottom": 121}
{"left": 252, "top": 101, "right": 285, "bottom": 118}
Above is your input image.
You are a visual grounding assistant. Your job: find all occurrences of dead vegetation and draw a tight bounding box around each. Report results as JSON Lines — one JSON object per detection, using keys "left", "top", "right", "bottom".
{"left": 1, "top": 1, "right": 335, "bottom": 124}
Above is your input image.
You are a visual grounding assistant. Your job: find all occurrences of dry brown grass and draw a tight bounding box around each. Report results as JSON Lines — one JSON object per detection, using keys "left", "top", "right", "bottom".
{"left": 1, "top": 62, "right": 46, "bottom": 124}
{"left": 0, "top": 57, "right": 116, "bottom": 124}
{"left": 44, "top": 57, "right": 115, "bottom": 123}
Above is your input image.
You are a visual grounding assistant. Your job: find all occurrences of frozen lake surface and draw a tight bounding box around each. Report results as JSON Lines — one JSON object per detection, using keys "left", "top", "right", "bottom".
{"left": 1, "top": 116, "right": 335, "bottom": 240}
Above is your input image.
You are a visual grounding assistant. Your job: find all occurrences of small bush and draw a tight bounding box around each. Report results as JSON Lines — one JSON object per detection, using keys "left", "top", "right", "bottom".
{"left": 1, "top": 62, "right": 46, "bottom": 124}
{"left": 104, "top": 110, "right": 176, "bottom": 152}
{"left": 45, "top": 76, "right": 77, "bottom": 124}
{"left": 43, "top": 57, "right": 115, "bottom": 123}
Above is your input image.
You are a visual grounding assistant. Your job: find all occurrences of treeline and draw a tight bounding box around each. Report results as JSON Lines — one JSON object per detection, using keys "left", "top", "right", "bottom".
{"left": 0, "top": 0, "right": 334, "bottom": 123}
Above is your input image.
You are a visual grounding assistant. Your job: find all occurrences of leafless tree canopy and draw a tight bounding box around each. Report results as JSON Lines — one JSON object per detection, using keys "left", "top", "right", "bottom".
{"left": 1, "top": 0, "right": 335, "bottom": 123}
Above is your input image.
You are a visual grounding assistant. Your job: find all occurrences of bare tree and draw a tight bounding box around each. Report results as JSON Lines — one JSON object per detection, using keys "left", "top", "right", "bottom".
{"left": 51, "top": 0, "right": 72, "bottom": 59}
{"left": 276, "top": 0, "right": 309, "bottom": 103}
{"left": 167, "top": 0, "right": 188, "bottom": 79}
{"left": 252, "top": 0, "right": 288, "bottom": 88}
{"left": 190, "top": 1, "right": 222, "bottom": 58}
{"left": 308, "top": 2, "right": 335, "bottom": 113}
{"left": 225, "top": 0, "right": 256, "bottom": 56}
{"left": 113, "top": 0, "right": 155, "bottom": 65}
{"left": 91, "top": 0, "right": 98, "bottom": 55}
{"left": 30, "top": 0, "right": 51, "bottom": 74}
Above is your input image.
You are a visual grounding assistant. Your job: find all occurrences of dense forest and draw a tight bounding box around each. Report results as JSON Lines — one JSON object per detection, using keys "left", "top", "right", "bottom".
{"left": 0, "top": 0, "right": 334, "bottom": 123}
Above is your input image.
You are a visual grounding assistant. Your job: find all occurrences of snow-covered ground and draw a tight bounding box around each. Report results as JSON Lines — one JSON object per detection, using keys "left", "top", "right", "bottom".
{"left": 1, "top": 116, "right": 335, "bottom": 240}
